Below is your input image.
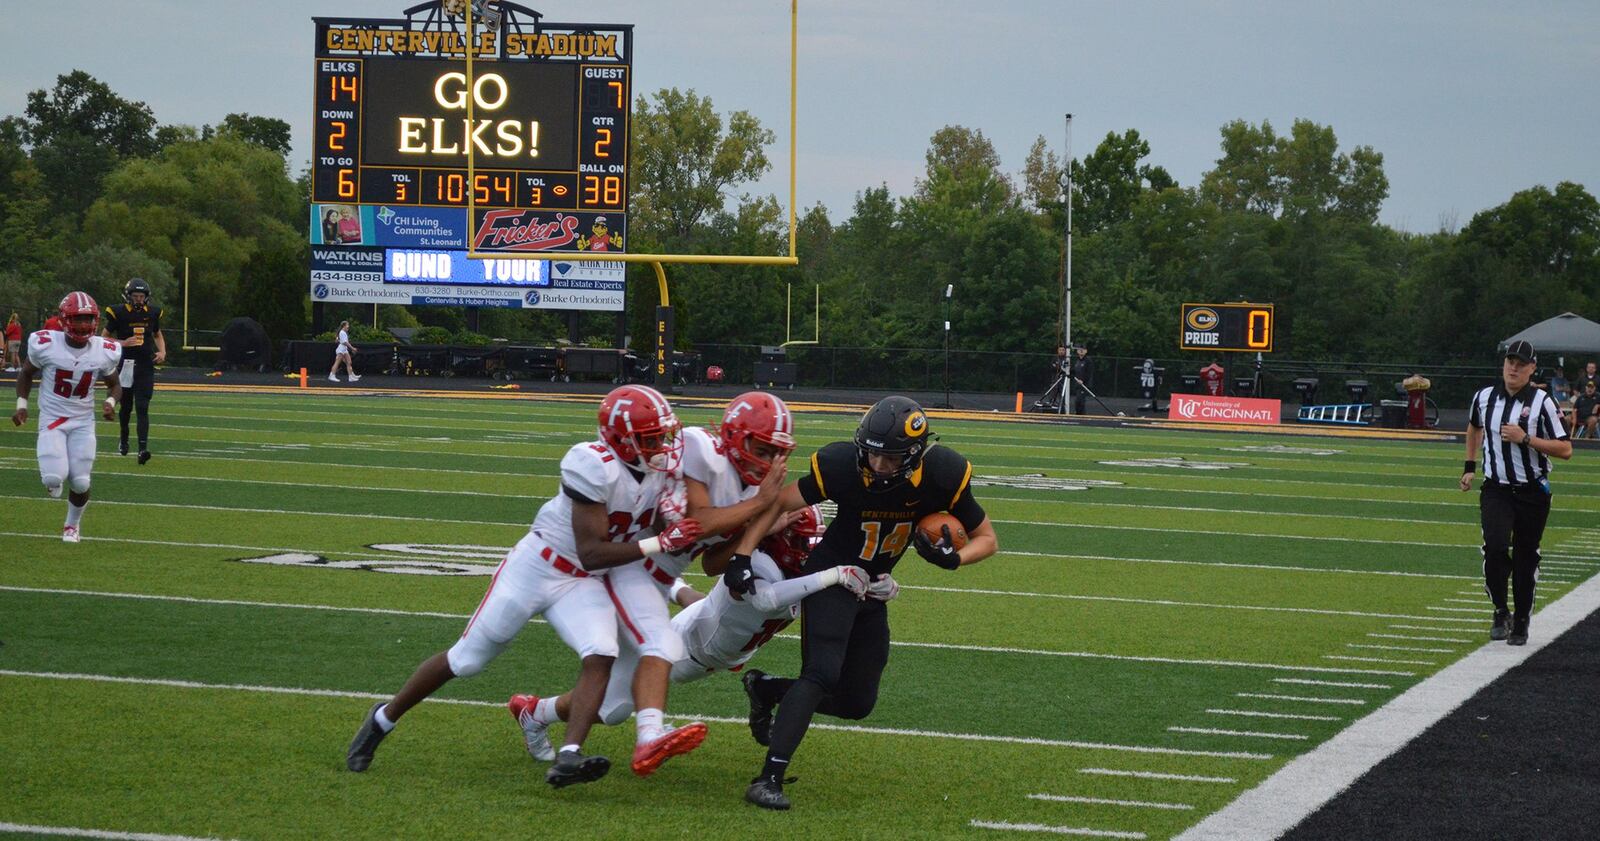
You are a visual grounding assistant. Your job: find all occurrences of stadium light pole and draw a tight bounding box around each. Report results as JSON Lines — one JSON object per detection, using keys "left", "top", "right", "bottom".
{"left": 1060, "top": 113, "right": 1073, "bottom": 416}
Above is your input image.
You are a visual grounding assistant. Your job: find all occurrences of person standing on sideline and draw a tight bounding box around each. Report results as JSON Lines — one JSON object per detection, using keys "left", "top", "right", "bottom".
{"left": 4, "top": 313, "right": 22, "bottom": 371}
{"left": 329, "top": 320, "right": 359, "bottom": 382}
{"left": 102, "top": 278, "right": 166, "bottom": 464}
{"left": 1069, "top": 345, "right": 1092, "bottom": 414}
{"left": 1461, "top": 340, "right": 1572, "bottom": 646}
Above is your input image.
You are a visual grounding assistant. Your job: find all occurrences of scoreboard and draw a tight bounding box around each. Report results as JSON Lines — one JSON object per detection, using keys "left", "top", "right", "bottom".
{"left": 311, "top": 11, "right": 632, "bottom": 255}
{"left": 1180, "top": 303, "right": 1275, "bottom": 352}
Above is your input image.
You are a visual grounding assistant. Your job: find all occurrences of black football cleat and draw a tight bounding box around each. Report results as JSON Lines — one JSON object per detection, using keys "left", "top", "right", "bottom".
{"left": 1508, "top": 616, "right": 1529, "bottom": 646}
{"left": 742, "top": 669, "right": 775, "bottom": 747}
{"left": 546, "top": 749, "right": 611, "bottom": 788}
{"left": 346, "top": 702, "right": 389, "bottom": 772}
{"left": 118, "top": 441, "right": 129, "bottom": 456}
{"left": 1489, "top": 609, "right": 1511, "bottom": 641}
{"left": 745, "top": 776, "right": 790, "bottom": 810}
{"left": 137, "top": 449, "right": 152, "bottom": 465}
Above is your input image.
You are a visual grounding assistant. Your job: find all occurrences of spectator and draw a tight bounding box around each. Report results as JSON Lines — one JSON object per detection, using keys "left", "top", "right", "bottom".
{"left": 1578, "top": 360, "right": 1599, "bottom": 393}
{"left": 4, "top": 313, "right": 20, "bottom": 372}
{"left": 44, "top": 313, "right": 63, "bottom": 332}
{"left": 1574, "top": 380, "right": 1599, "bottom": 439}
{"left": 1069, "top": 345, "right": 1092, "bottom": 415}
{"left": 329, "top": 320, "right": 360, "bottom": 383}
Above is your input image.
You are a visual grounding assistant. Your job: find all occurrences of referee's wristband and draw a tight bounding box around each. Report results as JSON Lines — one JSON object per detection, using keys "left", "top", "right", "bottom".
{"left": 1464, "top": 460, "right": 1476, "bottom": 474}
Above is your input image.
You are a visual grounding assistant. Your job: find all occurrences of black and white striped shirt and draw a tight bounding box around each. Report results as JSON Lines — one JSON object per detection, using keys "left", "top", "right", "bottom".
{"left": 1469, "top": 385, "right": 1569, "bottom": 485}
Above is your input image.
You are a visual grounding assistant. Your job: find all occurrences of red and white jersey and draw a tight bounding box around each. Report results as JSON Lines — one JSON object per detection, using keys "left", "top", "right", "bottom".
{"left": 676, "top": 552, "right": 797, "bottom": 672}
{"left": 647, "top": 426, "right": 761, "bottom": 578}
{"left": 528, "top": 439, "right": 678, "bottom": 570}
{"left": 27, "top": 331, "right": 121, "bottom": 421}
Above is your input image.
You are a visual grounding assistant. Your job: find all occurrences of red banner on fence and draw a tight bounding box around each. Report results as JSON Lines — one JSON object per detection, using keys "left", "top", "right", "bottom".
{"left": 1167, "top": 394, "right": 1282, "bottom": 425}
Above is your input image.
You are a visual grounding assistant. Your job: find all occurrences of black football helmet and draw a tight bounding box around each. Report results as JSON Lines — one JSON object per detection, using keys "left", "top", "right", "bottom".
{"left": 854, "top": 395, "right": 933, "bottom": 492}
{"left": 124, "top": 278, "right": 152, "bottom": 306}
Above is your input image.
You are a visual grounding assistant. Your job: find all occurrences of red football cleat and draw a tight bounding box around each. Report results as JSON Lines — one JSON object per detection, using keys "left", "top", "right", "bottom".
{"left": 630, "top": 721, "right": 707, "bottom": 777}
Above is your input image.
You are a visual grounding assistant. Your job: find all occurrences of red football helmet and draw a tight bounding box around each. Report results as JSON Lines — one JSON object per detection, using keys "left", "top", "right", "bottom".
{"left": 719, "top": 391, "right": 797, "bottom": 485}
{"left": 58, "top": 291, "right": 99, "bottom": 342}
{"left": 759, "top": 505, "right": 825, "bottom": 575}
{"left": 598, "top": 385, "right": 683, "bottom": 471}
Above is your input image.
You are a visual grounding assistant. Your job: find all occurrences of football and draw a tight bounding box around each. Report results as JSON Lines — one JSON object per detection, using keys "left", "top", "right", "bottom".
{"left": 915, "top": 512, "right": 968, "bottom": 550}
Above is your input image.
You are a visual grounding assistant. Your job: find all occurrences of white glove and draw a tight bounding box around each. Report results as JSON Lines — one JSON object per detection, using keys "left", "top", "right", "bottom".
{"left": 835, "top": 565, "right": 870, "bottom": 598}
{"left": 866, "top": 573, "right": 899, "bottom": 602}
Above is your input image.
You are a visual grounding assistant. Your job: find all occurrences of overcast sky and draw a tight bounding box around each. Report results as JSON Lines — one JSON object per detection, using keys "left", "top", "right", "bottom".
{"left": 3, "top": 0, "right": 1595, "bottom": 232}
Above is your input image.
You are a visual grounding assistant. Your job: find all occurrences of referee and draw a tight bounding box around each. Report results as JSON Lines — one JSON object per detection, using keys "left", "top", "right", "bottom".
{"left": 1461, "top": 340, "right": 1572, "bottom": 645}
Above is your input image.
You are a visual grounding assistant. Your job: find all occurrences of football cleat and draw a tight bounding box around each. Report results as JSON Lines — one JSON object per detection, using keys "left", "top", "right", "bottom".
{"left": 745, "top": 776, "right": 791, "bottom": 810}
{"left": 630, "top": 721, "right": 707, "bottom": 777}
{"left": 1508, "top": 616, "right": 1529, "bottom": 646}
{"left": 546, "top": 749, "right": 610, "bottom": 788}
{"left": 742, "top": 669, "right": 775, "bottom": 746}
{"left": 61, "top": 525, "right": 80, "bottom": 543}
{"left": 346, "top": 702, "right": 389, "bottom": 772}
{"left": 119, "top": 441, "right": 129, "bottom": 456}
{"left": 507, "top": 694, "right": 556, "bottom": 761}
{"left": 138, "top": 450, "right": 152, "bottom": 465}
{"left": 1489, "top": 609, "right": 1511, "bottom": 641}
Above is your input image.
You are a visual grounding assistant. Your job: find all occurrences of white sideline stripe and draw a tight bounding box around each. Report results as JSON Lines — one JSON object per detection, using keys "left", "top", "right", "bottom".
{"left": 1002, "top": 549, "right": 1474, "bottom": 581}
{"left": 1204, "top": 709, "right": 1340, "bottom": 722}
{"left": 1028, "top": 794, "right": 1194, "bottom": 810}
{"left": 1236, "top": 693, "right": 1366, "bottom": 705}
{"left": 1173, "top": 566, "right": 1600, "bottom": 841}
{"left": 1078, "top": 768, "right": 1236, "bottom": 784}
{"left": 1440, "top": 597, "right": 1486, "bottom": 604}
{"left": 0, "top": 824, "right": 236, "bottom": 841}
{"left": 1386, "top": 625, "right": 1477, "bottom": 638}
{"left": 905, "top": 583, "right": 1480, "bottom": 622}
{"left": 0, "top": 584, "right": 1412, "bottom": 677}
{"left": 1368, "top": 632, "right": 1472, "bottom": 644}
{"left": 1168, "top": 727, "right": 1307, "bottom": 741}
{"left": 1425, "top": 606, "right": 1487, "bottom": 614}
{"left": 1322, "top": 654, "right": 1434, "bottom": 666}
{"left": 1346, "top": 643, "right": 1454, "bottom": 655}
{"left": 970, "top": 820, "right": 1146, "bottom": 839}
{"left": 1271, "top": 678, "right": 1390, "bottom": 690}
{"left": 0, "top": 670, "right": 1273, "bottom": 760}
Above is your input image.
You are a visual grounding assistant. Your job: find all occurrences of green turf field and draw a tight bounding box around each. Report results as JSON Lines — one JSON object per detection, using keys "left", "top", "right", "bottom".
{"left": 3, "top": 389, "right": 1598, "bottom": 840}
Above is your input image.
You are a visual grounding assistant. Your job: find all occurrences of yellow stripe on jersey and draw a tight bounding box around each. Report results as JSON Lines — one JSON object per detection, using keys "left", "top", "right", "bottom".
{"left": 810, "top": 451, "right": 827, "bottom": 498}
{"left": 949, "top": 459, "right": 973, "bottom": 510}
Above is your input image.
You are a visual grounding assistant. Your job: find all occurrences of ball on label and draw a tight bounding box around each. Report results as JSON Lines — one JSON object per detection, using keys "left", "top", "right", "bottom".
{"left": 916, "top": 512, "right": 968, "bottom": 549}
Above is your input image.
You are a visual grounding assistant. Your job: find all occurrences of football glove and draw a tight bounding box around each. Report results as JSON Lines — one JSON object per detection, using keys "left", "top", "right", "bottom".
{"left": 723, "top": 553, "right": 756, "bottom": 596}
{"left": 866, "top": 573, "right": 900, "bottom": 601}
{"left": 912, "top": 525, "right": 962, "bottom": 570}
{"left": 658, "top": 518, "right": 704, "bottom": 553}
{"left": 835, "top": 565, "right": 870, "bottom": 598}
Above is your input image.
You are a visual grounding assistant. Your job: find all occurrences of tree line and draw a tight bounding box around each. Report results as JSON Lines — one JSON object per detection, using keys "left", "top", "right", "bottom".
{"left": 2, "top": 70, "right": 1595, "bottom": 369}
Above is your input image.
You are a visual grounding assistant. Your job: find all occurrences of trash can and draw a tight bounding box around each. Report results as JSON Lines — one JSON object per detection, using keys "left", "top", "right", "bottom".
{"left": 1379, "top": 399, "right": 1407, "bottom": 428}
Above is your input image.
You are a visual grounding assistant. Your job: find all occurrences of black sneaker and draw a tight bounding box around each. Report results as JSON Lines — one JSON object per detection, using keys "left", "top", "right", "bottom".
{"left": 346, "top": 702, "right": 389, "bottom": 772}
{"left": 745, "top": 776, "right": 791, "bottom": 810}
{"left": 137, "top": 449, "right": 152, "bottom": 465}
{"left": 742, "top": 669, "right": 775, "bottom": 747}
{"left": 1490, "top": 609, "right": 1511, "bottom": 641}
{"left": 546, "top": 749, "right": 610, "bottom": 788}
{"left": 118, "top": 441, "right": 128, "bottom": 456}
{"left": 1508, "top": 616, "right": 1529, "bottom": 646}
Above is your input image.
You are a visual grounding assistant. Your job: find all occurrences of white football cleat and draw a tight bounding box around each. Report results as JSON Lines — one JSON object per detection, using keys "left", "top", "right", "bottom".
{"left": 508, "top": 694, "right": 556, "bottom": 761}
{"left": 62, "top": 525, "right": 81, "bottom": 543}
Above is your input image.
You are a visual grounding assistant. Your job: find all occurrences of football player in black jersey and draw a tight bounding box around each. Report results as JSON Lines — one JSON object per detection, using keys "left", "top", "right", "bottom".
{"left": 719, "top": 395, "right": 998, "bottom": 810}
{"left": 101, "top": 278, "right": 166, "bottom": 464}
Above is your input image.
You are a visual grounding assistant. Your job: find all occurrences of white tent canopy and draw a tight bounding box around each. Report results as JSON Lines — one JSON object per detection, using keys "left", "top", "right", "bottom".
{"left": 1500, "top": 312, "right": 1600, "bottom": 358}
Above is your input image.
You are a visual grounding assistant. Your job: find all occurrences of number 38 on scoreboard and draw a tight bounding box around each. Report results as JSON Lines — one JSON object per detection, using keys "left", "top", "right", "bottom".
{"left": 1179, "top": 303, "right": 1274, "bottom": 352}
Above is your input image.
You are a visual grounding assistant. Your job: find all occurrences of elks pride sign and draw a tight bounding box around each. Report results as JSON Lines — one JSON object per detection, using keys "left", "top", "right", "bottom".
{"left": 1167, "top": 394, "right": 1282, "bottom": 425}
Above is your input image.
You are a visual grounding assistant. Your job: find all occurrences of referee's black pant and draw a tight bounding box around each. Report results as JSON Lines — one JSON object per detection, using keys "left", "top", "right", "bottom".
{"left": 760, "top": 580, "right": 890, "bottom": 775}
{"left": 1479, "top": 482, "right": 1552, "bottom": 621}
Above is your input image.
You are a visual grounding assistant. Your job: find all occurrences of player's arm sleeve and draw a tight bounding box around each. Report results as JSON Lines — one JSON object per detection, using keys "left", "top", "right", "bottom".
{"left": 947, "top": 458, "right": 987, "bottom": 532}
{"left": 796, "top": 450, "right": 829, "bottom": 505}
{"left": 746, "top": 553, "right": 828, "bottom": 612}
{"left": 559, "top": 447, "right": 609, "bottom": 504}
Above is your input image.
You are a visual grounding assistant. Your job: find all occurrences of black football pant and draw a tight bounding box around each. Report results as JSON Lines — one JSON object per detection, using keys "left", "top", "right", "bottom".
{"left": 760, "top": 583, "right": 890, "bottom": 778}
{"left": 1479, "top": 482, "right": 1552, "bottom": 621}
{"left": 119, "top": 364, "right": 155, "bottom": 450}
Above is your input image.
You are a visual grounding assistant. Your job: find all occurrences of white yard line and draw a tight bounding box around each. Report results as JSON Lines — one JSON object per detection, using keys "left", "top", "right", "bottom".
{"left": 1078, "top": 768, "right": 1236, "bottom": 784}
{"left": 1167, "top": 727, "right": 1307, "bottom": 741}
{"left": 1346, "top": 643, "right": 1454, "bottom": 655}
{"left": 0, "top": 824, "right": 237, "bottom": 841}
{"left": 1174, "top": 566, "right": 1600, "bottom": 841}
{"left": 1270, "top": 678, "right": 1390, "bottom": 690}
{"left": 1028, "top": 794, "right": 1194, "bottom": 810}
{"left": 1204, "top": 709, "right": 1340, "bottom": 722}
{"left": 0, "top": 669, "right": 1272, "bottom": 760}
{"left": 1385, "top": 625, "right": 1477, "bottom": 638}
{"left": 1367, "top": 632, "right": 1472, "bottom": 644}
{"left": 1235, "top": 693, "right": 1366, "bottom": 705}
{"left": 970, "top": 820, "right": 1146, "bottom": 838}
{"left": 1321, "top": 654, "right": 1434, "bottom": 666}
